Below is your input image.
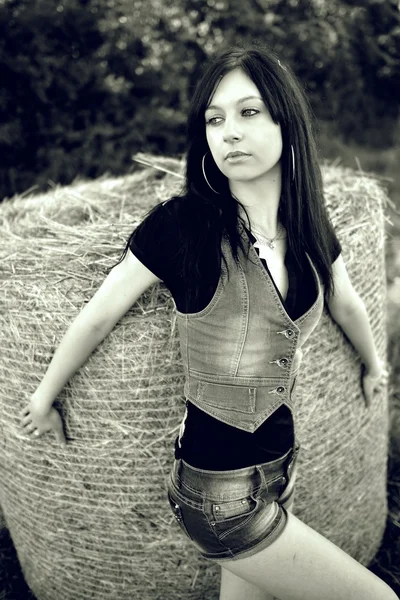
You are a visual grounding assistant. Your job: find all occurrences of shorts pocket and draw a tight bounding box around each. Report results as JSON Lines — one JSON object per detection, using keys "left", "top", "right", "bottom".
{"left": 209, "top": 494, "right": 260, "bottom": 541}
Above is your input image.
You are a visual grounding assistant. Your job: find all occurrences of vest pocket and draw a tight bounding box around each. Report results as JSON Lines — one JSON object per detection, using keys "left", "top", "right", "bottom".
{"left": 196, "top": 381, "right": 256, "bottom": 413}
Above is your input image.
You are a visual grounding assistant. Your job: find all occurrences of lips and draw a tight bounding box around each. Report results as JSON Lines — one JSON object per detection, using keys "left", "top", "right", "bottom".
{"left": 225, "top": 151, "right": 250, "bottom": 159}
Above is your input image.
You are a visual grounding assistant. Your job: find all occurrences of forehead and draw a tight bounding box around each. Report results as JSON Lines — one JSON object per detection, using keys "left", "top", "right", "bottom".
{"left": 207, "top": 68, "right": 262, "bottom": 108}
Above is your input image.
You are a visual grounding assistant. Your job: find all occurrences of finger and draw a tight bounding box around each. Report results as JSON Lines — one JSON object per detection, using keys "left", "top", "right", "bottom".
{"left": 24, "top": 429, "right": 40, "bottom": 439}
{"left": 29, "top": 430, "right": 41, "bottom": 439}
{"left": 23, "top": 422, "right": 37, "bottom": 434}
{"left": 54, "top": 422, "right": 67, "bottom": 447}
{"left": 362, "top": 383, "right": 371, "bottom": 407}
{"left": 20, "top": 415, "right": 33, "bottom": 427}
{"left": 19, "top": 407, "right": 30, "bottom": 419}
{"left": 373, "top": 377, "right": 385, "bottom": 391}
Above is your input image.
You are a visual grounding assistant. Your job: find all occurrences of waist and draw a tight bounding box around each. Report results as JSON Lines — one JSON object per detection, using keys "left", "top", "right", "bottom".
{"left": 174, "top": 401, "right": 295, "bottom": 470}
{"left": 171, "top": 444, "right": 299, "bottom": 502}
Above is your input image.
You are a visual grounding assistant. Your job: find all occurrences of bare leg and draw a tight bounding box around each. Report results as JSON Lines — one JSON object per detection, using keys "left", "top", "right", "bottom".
{"left": 220, "top": 568, "right": 278, "bottom": 600}
{"left": 218, "top": 498, "right": 296, "bottom": 600}
{"left": 217, "top": 509, "right": 398, "bottom": 600}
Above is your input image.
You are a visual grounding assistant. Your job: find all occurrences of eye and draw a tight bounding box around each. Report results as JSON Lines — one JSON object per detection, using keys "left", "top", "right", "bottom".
{"left": 242, "top": 108, "right": 259, "bottom": 117}
{"left": 205, "top": 116, "right": 223, "bottom": 126}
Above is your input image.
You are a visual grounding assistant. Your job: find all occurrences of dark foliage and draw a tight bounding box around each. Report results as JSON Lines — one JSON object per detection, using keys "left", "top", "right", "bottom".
{"left": 0, "top": 0, "right": 399, "bottom": 200}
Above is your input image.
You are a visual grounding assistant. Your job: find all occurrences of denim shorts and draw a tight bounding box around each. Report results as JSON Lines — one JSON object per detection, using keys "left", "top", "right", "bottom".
{"left": 167, "top": 441, "right": 301, "bottom": 561}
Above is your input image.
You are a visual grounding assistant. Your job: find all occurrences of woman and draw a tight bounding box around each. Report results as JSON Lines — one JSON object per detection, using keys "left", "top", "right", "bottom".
{"left": 19, "top": 45, "right": 396, "bottom": 600}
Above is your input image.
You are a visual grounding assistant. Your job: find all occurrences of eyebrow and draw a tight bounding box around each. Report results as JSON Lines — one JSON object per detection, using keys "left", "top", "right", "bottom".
{"left": 205, "top": 95, "right": 263, "bottom": 112}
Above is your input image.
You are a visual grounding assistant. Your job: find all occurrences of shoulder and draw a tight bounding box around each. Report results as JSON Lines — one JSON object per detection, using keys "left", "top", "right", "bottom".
{"left": 127, "top": 197, "right": 187, "bottom": 283}
{"left": 139, "top": 195, "right": 211, "bottom": 227}
{"left": 323, "top": 218, "right": 342, "bottom": 265}
{"left": 130, "top": 196, "right": 187, "bottom": 242}
{"left": 128, "top": 194, "right": 215, "bottom": 270}
{"left": 330, "top": 230, "right": 342, "bottom": 264}
{"left": 160, "top": 194, "right": 220, "bottom": 241}
{"left": 141, "top": 195, "right": 184, "bottom": 224}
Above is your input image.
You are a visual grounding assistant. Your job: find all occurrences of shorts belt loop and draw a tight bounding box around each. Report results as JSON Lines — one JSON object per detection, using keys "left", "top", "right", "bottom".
{"left": 287, "top": 444, "right": 300, "bottom": 481}
{"left": 173, "top": 459, "right": 183, "bottom": 489}
{"left": 294, "top": 436, "right": 301, "bottom": 454}
{"left": 255, "top": 465, "right": 267, "bottom": 490}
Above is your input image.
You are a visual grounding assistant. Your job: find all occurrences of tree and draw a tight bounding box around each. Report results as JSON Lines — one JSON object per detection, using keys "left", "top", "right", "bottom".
{"left": 1, "top": 0, "right": 399, "bottom": 199}
{"left": 0, "top": 0, "right": 157, "bottom": 198}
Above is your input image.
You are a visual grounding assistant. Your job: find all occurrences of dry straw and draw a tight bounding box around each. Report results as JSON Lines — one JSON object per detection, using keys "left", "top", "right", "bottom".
{"left": 0, "top": 155, "right": 391, "bottom": 599}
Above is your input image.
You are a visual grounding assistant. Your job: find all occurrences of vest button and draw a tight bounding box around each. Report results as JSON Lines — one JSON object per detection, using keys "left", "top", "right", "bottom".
{"left": 278, "top": 358, "right": 289, "bottom": 367}
{"left": 286, "top": 329, "right": 295, "bottom": 338}
{"left": 277, "top": 386, "right": 286, "bottom": 394}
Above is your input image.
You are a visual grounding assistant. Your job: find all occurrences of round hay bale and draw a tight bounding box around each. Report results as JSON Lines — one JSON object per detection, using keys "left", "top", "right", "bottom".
{"left": 0, "top": 505, "right": 9, "bottom": 600}
{"left": 0, "top": 159, "right": 390, "bottom": 599}
{"left": 0, "top": 506, "right": 6, "bottom": 531}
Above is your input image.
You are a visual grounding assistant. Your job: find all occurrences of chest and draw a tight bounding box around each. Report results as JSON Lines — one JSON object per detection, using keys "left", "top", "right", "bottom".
{"left": 252, "top": 239, "right": 288, "bottom": 301}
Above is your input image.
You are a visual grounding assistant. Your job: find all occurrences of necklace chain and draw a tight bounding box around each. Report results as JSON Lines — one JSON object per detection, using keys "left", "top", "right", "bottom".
{"left": 251, "top": 223, "right": 285, "bottom": 250}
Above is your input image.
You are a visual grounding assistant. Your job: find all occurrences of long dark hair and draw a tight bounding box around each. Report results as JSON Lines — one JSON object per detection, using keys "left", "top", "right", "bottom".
{"left": 117, "top": 43, "right": 337, "bottom": 303}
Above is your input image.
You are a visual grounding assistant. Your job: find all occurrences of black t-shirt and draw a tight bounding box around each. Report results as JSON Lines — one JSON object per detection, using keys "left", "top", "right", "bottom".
{"left": 129, "top": 197, "right": 342, "bottom": 469}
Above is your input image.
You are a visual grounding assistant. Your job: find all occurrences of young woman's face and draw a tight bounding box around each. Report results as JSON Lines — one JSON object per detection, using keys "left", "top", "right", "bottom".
{"left": 205, "top": 68, "right": 283, "bottom": 185}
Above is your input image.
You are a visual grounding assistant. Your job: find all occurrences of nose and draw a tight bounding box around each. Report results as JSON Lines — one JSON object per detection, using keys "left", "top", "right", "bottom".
{"left": 223, "top": 118, "right": 243, "bottom": 143}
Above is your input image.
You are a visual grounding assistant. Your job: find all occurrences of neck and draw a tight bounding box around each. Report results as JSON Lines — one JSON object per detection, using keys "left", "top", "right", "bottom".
{"left": 230, "top": 163, "right": 281, "bottom": 237}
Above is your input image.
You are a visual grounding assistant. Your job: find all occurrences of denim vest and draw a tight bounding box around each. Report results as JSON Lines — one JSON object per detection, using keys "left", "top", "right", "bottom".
{"left": 175, "top": 225, "right": 324, "bottom": 435}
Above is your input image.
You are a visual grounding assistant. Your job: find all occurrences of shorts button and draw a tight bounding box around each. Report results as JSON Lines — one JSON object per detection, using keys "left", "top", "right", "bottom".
{"left": 215, "top": 506, "right": 220, "bottom": 512}
{"left": 286, "top": 329, "right": 294, "bottom": 338}
{"left": 241, "top": 499, "right": 247, "bottom": 504}
{"left": 277, "top": 386, "right": 285, "bottom": 394}
{"left": 279, "top": 358, "right": 289, "bottom": 367}
{"left": 210, "top": 521, "right": 216, "bottom": 526}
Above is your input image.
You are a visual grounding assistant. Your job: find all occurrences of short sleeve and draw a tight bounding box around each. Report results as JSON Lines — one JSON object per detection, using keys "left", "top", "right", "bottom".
{"left": 330, "top": 226, "right": 342, "bottom": 264}
{"left": 128, "top": 198, "right": 183, "bottom": 284}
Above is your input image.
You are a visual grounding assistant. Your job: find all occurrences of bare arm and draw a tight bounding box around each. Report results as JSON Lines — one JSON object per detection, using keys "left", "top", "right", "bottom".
{"left": 20, "top": 251, "right": 161, "bottom": 442}
{"left": 326, "top": 254, "right": 386, "bottom": 407}
{"left": 32, "top": 251, "right": 160, "bottom": 407}
{"left": 326, "top": 254, "right": 381, "bottom": 375}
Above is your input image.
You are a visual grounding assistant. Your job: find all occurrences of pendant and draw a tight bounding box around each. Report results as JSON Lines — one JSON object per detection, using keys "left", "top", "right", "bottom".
{"left": 252, "top": 226, "right": 280, "bottom": 251}
{"left": 254, "top": 241, "right": 273, "bottom": 260}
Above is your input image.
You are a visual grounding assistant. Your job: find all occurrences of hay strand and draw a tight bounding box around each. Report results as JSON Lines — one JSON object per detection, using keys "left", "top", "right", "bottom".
{"left": 0, "top": 159, "right": 391, "bottom": 599}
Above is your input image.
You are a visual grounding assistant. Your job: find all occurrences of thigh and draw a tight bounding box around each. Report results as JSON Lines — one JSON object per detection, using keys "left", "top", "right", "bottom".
{"left": 220, "top": 568, "right": 278, "bottom": 600}
{"left": 217, "top": 511, "right": 398, "bottom": 600}
{"left": 219, "top": 505, "right": 296, "bottom": 600}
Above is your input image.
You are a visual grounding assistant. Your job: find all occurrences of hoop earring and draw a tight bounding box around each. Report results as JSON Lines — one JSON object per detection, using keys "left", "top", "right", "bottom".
{"left": 202, "top": 152, "right": 220, "bottom": 195}
{"left": 291, "top": 145, "right": 295, "bottom": 183}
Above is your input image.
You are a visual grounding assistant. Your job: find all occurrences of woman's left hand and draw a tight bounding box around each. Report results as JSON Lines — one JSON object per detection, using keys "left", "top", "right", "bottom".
{"left": 361, "top": 359, "right": 388, "bottom": 408}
